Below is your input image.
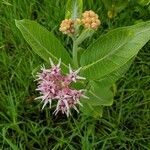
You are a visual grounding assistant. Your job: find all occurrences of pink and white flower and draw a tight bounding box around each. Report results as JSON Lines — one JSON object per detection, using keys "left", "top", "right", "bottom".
{"left": 35, "top": 58, "right": 88, "bottom": 116}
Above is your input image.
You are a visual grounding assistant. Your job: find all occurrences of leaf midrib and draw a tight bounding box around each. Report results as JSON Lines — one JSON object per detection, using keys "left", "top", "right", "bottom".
{"left": 17, "top": 21, "right": 68, "bottom": 68}
{"left": 82, "top": 27, "right": 150, "bottom": 71}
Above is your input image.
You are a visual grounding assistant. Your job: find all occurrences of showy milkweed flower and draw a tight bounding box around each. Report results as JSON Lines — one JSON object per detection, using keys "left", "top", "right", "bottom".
{"left": 35, "top": 58, "right": 88, "bottom": 117}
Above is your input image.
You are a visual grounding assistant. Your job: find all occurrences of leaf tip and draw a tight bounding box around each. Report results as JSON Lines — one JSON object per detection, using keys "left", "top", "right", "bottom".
{"left": 15, "top": 19, "right": 22, "bottom": 28}
{"left": 15, "top": 19, "right": 27, "bottom": 27}
{"left": 15, "top": 19, "right": 19, "bottom": 26}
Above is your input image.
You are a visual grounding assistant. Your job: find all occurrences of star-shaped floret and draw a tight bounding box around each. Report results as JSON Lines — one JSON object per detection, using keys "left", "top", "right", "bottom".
{"left": 67, "top": 64, "right": 86, "bottom": 83}
{"left": 49, "top": 58, "right": 61, "bottom": 76}
{"left": 36, "top": 80, "right": 55, "bottom": 94}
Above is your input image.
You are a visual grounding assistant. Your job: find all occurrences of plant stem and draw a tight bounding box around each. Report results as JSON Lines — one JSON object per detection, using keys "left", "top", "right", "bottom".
{"left": 72, "top": 41, "right": 78, "bottom": 68}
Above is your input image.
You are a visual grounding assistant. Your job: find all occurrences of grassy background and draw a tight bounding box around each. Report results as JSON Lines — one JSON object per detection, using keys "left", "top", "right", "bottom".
{"left": 0, "top": 0, "right": 150, "bottom": 149}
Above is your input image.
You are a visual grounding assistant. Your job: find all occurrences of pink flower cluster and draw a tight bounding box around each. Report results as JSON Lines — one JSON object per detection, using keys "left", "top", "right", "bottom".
{"left": 35, "top": 58, "right": 88, "bottom": 116}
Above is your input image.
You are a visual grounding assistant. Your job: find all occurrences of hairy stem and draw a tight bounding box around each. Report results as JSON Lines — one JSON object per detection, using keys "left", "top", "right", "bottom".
{"left": 73, "top": 41, "right": 78, "bottom": 68}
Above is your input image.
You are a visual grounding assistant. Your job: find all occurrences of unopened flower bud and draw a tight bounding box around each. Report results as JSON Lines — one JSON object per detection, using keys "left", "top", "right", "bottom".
{"left": 81, "top": 10, "right": 101, "bottom": 30}
{"left": 59, "top": 19, "right": 75, "bottom": 35}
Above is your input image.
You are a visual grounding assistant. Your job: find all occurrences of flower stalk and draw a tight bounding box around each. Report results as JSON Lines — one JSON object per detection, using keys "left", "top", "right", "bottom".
{"left": 35, "top": 10, "right": 101, "bottom": 116}
{"left": 72, "top": 40, "right": 78, "bottom": 68}
{"left": 59, "top": 10, "right": 101, "bottom": 69}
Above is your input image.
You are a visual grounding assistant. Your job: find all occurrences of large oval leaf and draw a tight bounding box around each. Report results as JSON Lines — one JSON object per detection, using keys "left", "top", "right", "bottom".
{"left": 80, "top": 21, "right": 150, "bottom": 80}
{"left": 82, "top": 81, "right": 113, "bottom": 106}
{"left": 80, "top": 59, "right": 134, "bottom": 117}
{"left": 15, "top": 19, "right": 72, "bottom": 69}
{"left": 98, "top": 58, "right": 134, "bottom": 88}
{"left": 80, "top": 103, "right": 103, "bottom": 118}
{"left": 80, "top": 80, "right": 113, "bottom": 118}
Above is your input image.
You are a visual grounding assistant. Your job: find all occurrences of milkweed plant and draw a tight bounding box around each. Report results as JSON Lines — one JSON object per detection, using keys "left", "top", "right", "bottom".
{"left": 15, "top": 0, "right": 150, "bottom": 118}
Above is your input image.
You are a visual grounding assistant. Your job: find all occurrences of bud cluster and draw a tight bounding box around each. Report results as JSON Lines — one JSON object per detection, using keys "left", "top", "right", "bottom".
{"left": 59, "top": 19, "right": 75, "bottom": 35}
{"left": 35, "top": 59, "right": 88, "bottom": 116}
{"left": 59, "top": 10, "right": 101, "bottom": 35}
{"left": 81, "top": 10, "right": 101, "bottom": 30}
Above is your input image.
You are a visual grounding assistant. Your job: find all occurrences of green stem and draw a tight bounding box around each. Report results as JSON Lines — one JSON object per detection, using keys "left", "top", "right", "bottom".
{"left": 73, "top": 41, "right": 78, "bottom": 68}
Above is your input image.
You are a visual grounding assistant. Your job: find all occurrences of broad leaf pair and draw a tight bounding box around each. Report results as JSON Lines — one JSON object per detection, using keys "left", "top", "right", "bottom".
{"left": 15, "top": 18, "right": 150, "bottom": 118}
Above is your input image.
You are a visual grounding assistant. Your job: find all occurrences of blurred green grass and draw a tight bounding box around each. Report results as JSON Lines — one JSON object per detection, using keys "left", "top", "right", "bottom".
{"left": 0, "top": 0, "right": 150, "bottom": 149}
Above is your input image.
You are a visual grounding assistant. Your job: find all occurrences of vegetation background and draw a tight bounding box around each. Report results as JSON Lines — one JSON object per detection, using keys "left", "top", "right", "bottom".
{"left": 0, "top": 0, "right": 150, "bottom": 149}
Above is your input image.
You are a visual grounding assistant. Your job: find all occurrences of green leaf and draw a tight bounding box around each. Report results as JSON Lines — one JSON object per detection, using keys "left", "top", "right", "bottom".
{"left": 80, "top": 103, "right": 103, "bottom": 118}
{"left": 80, "top": 80, "right": 113, "bottom": 117}
{"left": 15, "top": 19, "right": 72, "bottom": 70}
{"left": 65, "top": 0, "right": 83, "bottom": 19}
{"left": 98, "top": 58, "right": 134, "bottom": 88}
{"left": 80, "top": 21, "right": 150, "bottom": 80}
{"left": 84, "top": 81, "right": 113, "bottom": 106}
{"left": 80, "top": 59, "right": 134, "bottom": 117}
